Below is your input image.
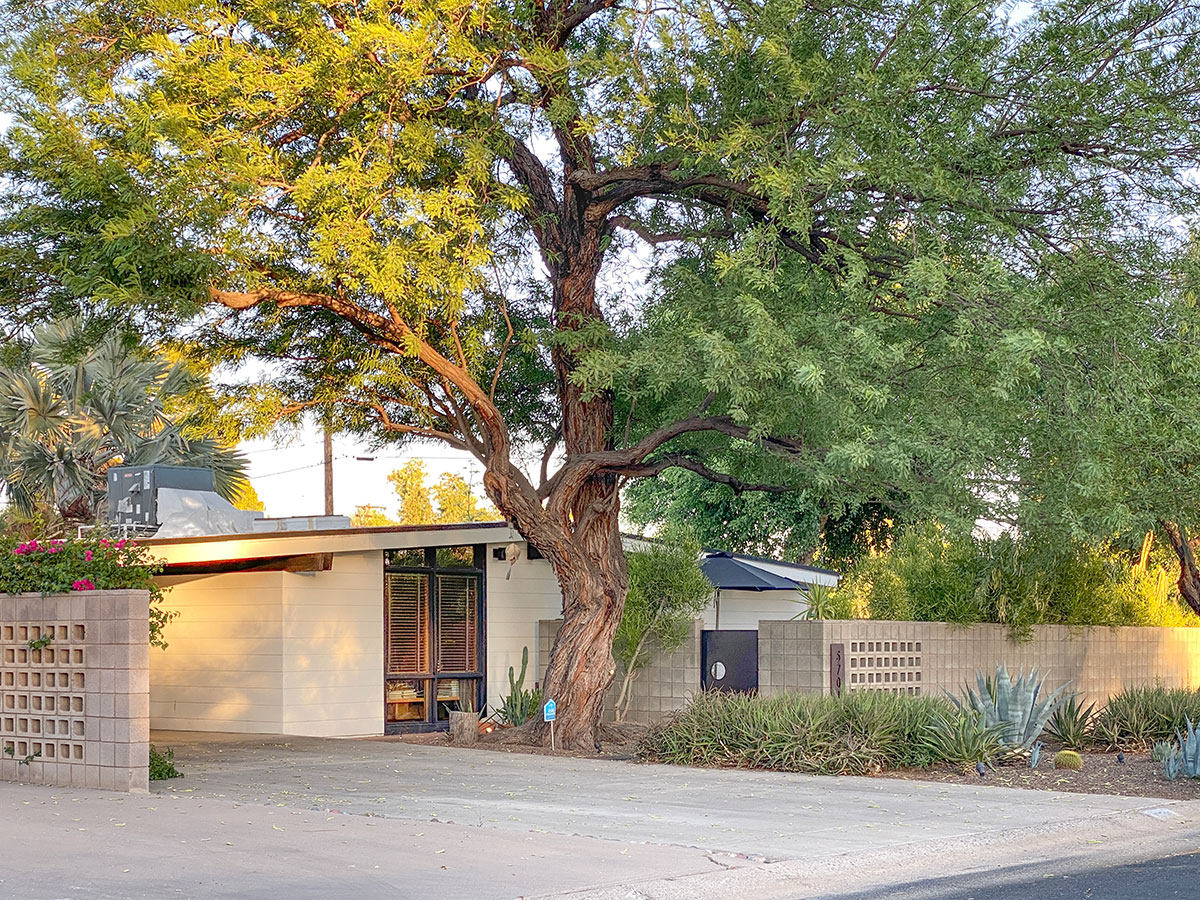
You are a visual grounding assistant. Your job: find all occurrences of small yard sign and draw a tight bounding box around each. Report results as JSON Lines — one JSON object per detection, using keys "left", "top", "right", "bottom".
{"left": 544, "top": 698, "right": 557, "bottom": 750}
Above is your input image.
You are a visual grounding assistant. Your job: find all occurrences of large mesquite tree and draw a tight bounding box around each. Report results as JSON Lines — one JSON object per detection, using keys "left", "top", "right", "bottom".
{"left": 5, "top": 1, "right": 1200, "bottom": 746}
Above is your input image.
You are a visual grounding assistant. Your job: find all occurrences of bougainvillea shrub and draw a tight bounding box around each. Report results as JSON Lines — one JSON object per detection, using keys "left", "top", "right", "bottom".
{"left": 0, "top": 536, "right": 176, "bottom": 647}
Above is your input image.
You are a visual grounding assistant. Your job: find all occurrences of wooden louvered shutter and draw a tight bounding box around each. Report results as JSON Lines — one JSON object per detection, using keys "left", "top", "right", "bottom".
{"left": 386, "top": 573, "right": 429, "bottom": 675}
{"left": 436, "top": 574, "right": 478, "bottom": 673}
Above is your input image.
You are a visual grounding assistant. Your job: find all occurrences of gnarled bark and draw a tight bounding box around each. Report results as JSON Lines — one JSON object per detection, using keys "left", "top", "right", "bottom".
{"left": 1161, "top": 520, "right": 1200, "bottom": 616}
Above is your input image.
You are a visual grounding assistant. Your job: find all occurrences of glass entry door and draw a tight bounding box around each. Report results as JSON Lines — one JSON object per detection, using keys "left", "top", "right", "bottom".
{"left": 385, "top": 546, "right": 484, "bottom": 730}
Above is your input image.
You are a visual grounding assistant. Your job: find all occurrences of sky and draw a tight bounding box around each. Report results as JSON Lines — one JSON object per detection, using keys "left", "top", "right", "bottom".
{"left": 239, "top": 425, "right": 486, "bottom": 520}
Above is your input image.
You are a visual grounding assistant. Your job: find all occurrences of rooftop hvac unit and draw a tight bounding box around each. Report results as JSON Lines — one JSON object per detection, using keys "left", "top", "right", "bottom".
{"left": 106, "top": 465, "right": 216, "bottom": 528}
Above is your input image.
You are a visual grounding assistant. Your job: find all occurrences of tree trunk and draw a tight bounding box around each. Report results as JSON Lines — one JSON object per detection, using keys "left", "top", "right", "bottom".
{"left": 528, "top": 508, "right": 627, "bottom": 749}
{"left": 1161, "top": 520, "right": 1200, "bottom": 616}
{"left": 521, "top": 215, "right": 627, "bottom": 750}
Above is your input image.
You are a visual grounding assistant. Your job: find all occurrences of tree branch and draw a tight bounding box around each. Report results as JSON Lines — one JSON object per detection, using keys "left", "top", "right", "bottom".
{"left": 615, "top": 453, "right": 794, "bottom": 493}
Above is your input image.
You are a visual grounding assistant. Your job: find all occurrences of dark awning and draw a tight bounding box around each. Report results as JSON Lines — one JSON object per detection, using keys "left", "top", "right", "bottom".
{"left": 699, "top": 553, "right": 803, "bottom": 591}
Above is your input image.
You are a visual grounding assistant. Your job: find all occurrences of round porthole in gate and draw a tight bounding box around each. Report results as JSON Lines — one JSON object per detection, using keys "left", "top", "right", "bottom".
{"left": 709, "top": 661, "right": 727, "bottom": 681}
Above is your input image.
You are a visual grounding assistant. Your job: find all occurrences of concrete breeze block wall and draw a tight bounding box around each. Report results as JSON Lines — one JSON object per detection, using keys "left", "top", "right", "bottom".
{"left": 538, "top": 618, "right": 701, "bottom": 724}
{"left": 759, "top": 619, "right": 1200, "bottom": 705}
{"left": 1, "top": 590, "right": 150, "bottom": 793}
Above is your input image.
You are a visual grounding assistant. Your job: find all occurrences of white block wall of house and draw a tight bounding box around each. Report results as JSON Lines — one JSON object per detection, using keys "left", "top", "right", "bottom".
{"left": 151, "top": 571, "right": 286, "bottom": 733}
{"left": 152, "top": 551, "right": 385, "bottom": 737}
{"left": 701, "top": 588, "right": 807, "bottom": 630}
{"left": 281, "top": 550, "right": 384, "bottom": 737}
{"left": 484, "top": 544, "right": 564, "bottom": 714}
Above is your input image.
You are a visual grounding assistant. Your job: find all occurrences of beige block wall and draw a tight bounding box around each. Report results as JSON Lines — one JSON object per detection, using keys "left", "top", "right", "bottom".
{"left": 281, "top": 551, "right": 384, "bottom": 737}
{"left": 759, "top": 620, "right": 1200, "bottom": 704}
{"left": 152, "top": 570, "right": 286, "bottom": 732}
{"left": 538, "top": 618, "right": 701, "bottom": 724}
{"left": 1, "top": 590, "right": 149, "bottom": 793}
{"left": 487, "top": 550, "right": 563, "bottom": 713}
{"left": 153, "top": 551, "right": 384, "bottom": 737}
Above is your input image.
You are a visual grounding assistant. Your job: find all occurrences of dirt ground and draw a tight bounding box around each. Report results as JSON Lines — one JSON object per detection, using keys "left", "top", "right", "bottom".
{"left": 366, "top": 721, "right": 646, "bottom": 760}
{"left": 885, "top": 750, "right": 1200, "bottom": 800}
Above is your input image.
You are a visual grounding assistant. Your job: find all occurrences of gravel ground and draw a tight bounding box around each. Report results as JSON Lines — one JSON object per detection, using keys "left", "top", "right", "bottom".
{"left": 885, "top": 750, "right": 1200, "bottom": 800}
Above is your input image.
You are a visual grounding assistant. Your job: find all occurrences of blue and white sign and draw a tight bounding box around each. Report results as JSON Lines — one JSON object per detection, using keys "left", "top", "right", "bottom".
{"left": 543, "top": 698, "right": 557, "bottom": 722}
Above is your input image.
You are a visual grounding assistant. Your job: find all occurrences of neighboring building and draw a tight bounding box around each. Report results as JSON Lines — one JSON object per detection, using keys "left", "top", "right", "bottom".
{"left": 146, "top": 522, "right": 838, "bottom": 737}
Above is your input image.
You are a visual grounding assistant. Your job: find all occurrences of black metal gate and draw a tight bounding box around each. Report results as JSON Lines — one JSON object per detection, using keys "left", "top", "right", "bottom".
{"left": 701, "top": 630, "right": 759, "bottom": 693}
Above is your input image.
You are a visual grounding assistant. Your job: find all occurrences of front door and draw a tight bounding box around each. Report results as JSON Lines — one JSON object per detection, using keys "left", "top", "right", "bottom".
{"left": 384, "top": 545, "right": 485, "bottom": 731}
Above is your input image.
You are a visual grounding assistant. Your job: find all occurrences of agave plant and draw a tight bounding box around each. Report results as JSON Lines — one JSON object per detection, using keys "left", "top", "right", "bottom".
{"left": 0, "top": 317, "right": 246, "bottom": 522}
{"left": 950, "top": 664, "right": 1070, "bottom": 754}
{"left": 1164, "top": 718, "right": 1200, "bottom": 781}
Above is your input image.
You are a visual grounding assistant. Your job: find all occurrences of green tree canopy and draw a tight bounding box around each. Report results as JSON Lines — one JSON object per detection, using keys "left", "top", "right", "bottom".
{"left": 4, "top": 0, "right": 1200, "bottom": 745}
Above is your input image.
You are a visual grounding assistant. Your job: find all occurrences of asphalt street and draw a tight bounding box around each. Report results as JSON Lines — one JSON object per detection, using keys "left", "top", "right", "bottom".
{"left": 816, "top": 851, "right": 1200, "bottom": 900}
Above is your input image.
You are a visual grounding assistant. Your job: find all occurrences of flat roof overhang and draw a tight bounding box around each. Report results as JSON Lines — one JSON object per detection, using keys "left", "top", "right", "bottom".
{"left": 160, "top": 552, "right": 335, "bottom": 576}
{"left": 145, "top": 521, "right": 518, "bottom": 566}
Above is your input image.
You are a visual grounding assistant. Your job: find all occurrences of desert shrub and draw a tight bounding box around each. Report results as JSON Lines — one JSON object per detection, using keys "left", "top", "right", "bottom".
{"left": 640, "top": 690, "right": 957, "bottom": 775}
{"left": 950, "top": 664, "right": 1069, "bottom": 754}
{"left": 498, "top": 647, "right": 542, "bottom": 725}
{"left": 1092, "top": 686, "right": 1200, "bottom": 748}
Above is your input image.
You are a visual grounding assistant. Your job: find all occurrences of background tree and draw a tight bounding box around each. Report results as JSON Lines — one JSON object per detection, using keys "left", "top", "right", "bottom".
{"left": 612, "top": 531, "right": 712, "bottom": 722}
{"left": 231, "top": 480, "right": 265, "bottom": 514}
{"left": 5, "top": 1, "right": 1200, "bottom": 746}
{"left": 384, "top": 460, "right": 498, "bottom": 524}
{"left": 0, "top": 317, "right": 247, "bottom": 524}
{"left": 351, "top": 504, "right": 396, "bottom": 528}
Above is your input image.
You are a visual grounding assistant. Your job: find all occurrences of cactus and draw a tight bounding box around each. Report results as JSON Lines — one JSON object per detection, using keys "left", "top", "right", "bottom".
{"left": 499, "top": 647, "right": 542, "bottom": 726}
{"left": 1163, "top": 718, "right": 1200, "bottom": 781}
{"left": 1053, "top": 749, "right": 1082, "bottom": 771}
{"left": 951, "top": 664, "right": 1070, "bottom": 754}
{"left": 508, "top": 646, "right": 529, "bottom": 695}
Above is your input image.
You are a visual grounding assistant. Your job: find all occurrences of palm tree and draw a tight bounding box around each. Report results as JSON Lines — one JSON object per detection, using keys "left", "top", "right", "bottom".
{"left": 0, "top": 317, "right": 246, "bottom": 523}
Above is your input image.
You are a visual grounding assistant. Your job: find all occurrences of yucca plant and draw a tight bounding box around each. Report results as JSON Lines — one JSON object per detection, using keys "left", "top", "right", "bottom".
{"left": 1045, "top": 695, "right": 1096, "bottom": 751}
{"left": 918, "top": 710, "right": 1009, "bottom": 768}
{"left": 1093, "top": 686, "right": 1200, "bottom": 748}
{"left": 951, "top": 664, "right": 1070, "bottom": 755}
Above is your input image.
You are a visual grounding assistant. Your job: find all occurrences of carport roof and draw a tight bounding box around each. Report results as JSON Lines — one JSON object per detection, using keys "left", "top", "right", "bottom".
{"left": 700, "top": 551, "right": 811, "bottom": 591}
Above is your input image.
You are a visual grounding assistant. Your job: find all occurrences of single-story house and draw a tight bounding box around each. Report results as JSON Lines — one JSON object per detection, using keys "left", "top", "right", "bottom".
{"left": 147, "top": 520, "right": 838, "bottom": 737}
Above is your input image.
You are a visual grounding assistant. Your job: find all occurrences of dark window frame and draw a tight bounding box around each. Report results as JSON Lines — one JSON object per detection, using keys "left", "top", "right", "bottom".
{"left": 384, "top": 545, "right": 487, "bottom": 733}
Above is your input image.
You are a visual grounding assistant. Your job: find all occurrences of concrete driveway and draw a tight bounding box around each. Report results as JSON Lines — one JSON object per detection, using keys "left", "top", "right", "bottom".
{"left": 2, "top": 730, "right": 1198, "bottom": 900}
{"left": 149, "top": 731, "right": 1166, "bottom": 861}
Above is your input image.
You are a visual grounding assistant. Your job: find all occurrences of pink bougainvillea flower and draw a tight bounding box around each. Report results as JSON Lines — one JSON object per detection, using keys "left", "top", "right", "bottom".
{"left": 71, "top": 579, "right": 96, "bottom": 591}
{"left": 116, "top": 539, "right": 127, "bottom": 550}
{"left": 84, "top": 550, "right": 93, "bottom": 561}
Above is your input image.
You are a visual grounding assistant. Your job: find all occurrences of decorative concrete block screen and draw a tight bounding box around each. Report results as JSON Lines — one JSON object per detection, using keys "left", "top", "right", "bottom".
{"left": 537, "top": 619, "right": 701, "bottom": 724}
{"left": 1, "top": 590, "right": 150, "bottom": 793}
{"left": 760, "top": 619, "right": 1200, "bottom": 704}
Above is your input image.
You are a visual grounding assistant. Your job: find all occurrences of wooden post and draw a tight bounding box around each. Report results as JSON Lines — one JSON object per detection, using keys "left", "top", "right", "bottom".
{"left": 323, "top": 427, "right": 334, "bottom": 516}
{"left": 449, "top": 711, "right": 478, "bottom": 746}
